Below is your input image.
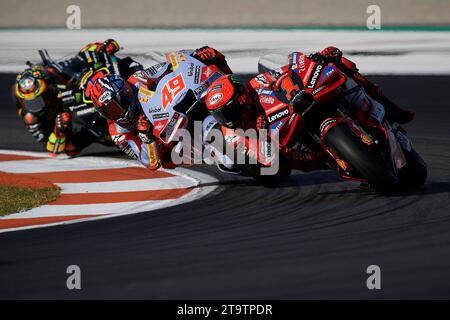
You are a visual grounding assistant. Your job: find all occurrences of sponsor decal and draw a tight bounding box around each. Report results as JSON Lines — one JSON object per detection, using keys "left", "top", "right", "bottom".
{"left": 319, "top": 66, "right": 335, "bottom": 82}
{"left": 116, "top": 139, "right": 137, "bottom": 159}
{"left": 146, "top": 63, "right": 164, "bottom": 76}
{"left": 167, "top": 52, "right": 179, "bottom": 70}
{"left": 163, "top": 113, "right": 180, "bottom": 138}
{"left": 267, "top": 107, "right": 290, "bottom": 124}
{"left": 260, "top": 89, "right": 275, "bottom": 96}
{"left": 19, "top": 77, "right": 35, "bottom": 90}
{"left": 208, "top": 93, "right": 223, "bottom": 106}
{"left": 138, "top": 87, "right": 155, "bottom": 104}
{"left": 76, "top": 107, "right": 96, "bottom": 117}
{"left": 200, "top": 66, "right": 214, "bottom": 83}
{"left": 194, "top": 83, "right": 208, "bottom": 96}
{"left": 268, "top": 69, "right": 282, "bottom": 79}
{"left": 319, "top": 118, "right": 337, "bottom": 134}
{"left": 290, "top": 52, "right": 298, "bottom": 68}
{"left": 255, "top": 74, "right": 269, "bottom": 86}
{"left": 153, "top": 121, "right": 166, "bottom": 132}
{"left": 98, "top": 90, "right": 112, "bottom": 104}
{"left": 211, "top": 83, "right": 223, "bottom": 92}
{"left": 270, "top": 120, "right": 284, "bottom": 133}
{"left": 147, "top": 142, "right": 159, "bottom": 167}
{"left": 307, "top": 64, "right": 323, "bottom": 89}
{"left": 178, "top": 51, "right": 186, "bottom": 61}
{"left": 260, "top": 139, "right": 272, "bottom": 159}
{"left": 312, "top": 85, "right": 326, "bottom": 95}
{"left": 152, "top": 112, "right": 170, "bottom": 120}
{"left": 194, "top": 65, "right": 201, "bottom": 84}
{"left": 139, "top": 96, "right": 149, "bottom": 103}
{"left": 361, "top": 134, "right": 374, "bottom": 146}
{"left": 148, "top": 106, "right": 162, "bottom": 114}
{"left": 336, "top": 158, "right": 349, "bottom": 172}
{"left": 259, "top": 95, "right": 275, "bottom": 105}
{"left": 298, "top": 54, "right": 306, "bottom": 71}
{"left": 187, "top": 63, "right": 194, "bottom": 76}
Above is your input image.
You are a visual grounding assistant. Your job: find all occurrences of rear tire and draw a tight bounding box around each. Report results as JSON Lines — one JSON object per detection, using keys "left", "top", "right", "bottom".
{"left": 398, "top": 148, "right": 427, "bottom": 190}
{"left": 325, "top": 124, "right": 400, "bottom": 195}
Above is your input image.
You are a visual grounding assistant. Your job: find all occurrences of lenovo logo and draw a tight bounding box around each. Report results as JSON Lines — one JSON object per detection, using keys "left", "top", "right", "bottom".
{"left": 307, "top": 64, "right": 323, "bottom": 89}
{"left": 268, "top": 107, "right": 289, "bottom": 124}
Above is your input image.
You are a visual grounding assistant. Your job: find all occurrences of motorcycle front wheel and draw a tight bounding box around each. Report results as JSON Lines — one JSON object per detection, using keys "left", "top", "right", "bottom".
{"left": 325, "top": 124, "right": 400, "bottom": 195}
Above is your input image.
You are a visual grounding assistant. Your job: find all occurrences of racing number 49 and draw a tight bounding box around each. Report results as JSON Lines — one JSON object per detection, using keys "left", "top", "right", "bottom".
{"left": 162, "top": 74, "right": 186, "bottom": 109}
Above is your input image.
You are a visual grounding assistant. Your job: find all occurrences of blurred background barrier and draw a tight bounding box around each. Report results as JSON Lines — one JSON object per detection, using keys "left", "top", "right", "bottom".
{"left": 0, "top": 0, "right": 449, "bottom": 28}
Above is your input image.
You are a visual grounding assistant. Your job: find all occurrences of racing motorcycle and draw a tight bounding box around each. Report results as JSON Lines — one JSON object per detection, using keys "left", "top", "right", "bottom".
{"left": 137, "top": 50, "right": 228, "bottom": 165}
{"left": 36, "top": 49, "right": 143, "bottom": 151}
{"left": 219, "top": 52, "right": 427, "bottom": 194}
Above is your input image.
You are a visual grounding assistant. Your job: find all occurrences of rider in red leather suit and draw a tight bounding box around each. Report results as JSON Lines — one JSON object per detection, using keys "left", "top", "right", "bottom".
{"left": 205, "top": 46, "right": 415, "bottom": 172}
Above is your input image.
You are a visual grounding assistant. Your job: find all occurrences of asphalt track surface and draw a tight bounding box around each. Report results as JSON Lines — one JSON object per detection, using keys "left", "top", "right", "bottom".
{"left": 0, "top": 73, "right": 449, "bottom": 299}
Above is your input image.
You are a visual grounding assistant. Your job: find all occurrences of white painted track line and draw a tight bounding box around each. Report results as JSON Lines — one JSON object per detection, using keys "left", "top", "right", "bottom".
{"left": 59, "top": 176, "right": 197, "bottom": 193}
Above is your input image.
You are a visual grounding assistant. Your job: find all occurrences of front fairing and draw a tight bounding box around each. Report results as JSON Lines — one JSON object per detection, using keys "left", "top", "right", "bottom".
{"left": 139, "top": 50, "right": 225, "bottom": 143}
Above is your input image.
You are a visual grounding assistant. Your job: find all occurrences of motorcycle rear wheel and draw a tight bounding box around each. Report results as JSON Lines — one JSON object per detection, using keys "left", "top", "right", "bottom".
{"left": 325, "top": 124, "right": 400, "bottom": 195}
{"left": 398, "top": 147, "right": 427, "bottom": 190}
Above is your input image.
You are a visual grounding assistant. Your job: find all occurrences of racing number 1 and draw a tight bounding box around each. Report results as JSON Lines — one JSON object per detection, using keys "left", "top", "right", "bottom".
{"left": 279, "top": 76, "right": 300, "bottom": 101}
{"left": 162, "top": 74, "right": 186, "bottom": 109}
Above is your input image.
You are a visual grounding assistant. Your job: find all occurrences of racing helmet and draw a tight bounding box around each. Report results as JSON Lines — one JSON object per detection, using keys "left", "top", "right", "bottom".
{"left": 15, "top": 67, "right": 58, "bottom": 116}
{"left": 205, "top": 75, "right": 250, "bottom": 129}
{"left": 91, "top": 74, "right": 138, "bottom": 129}
{"left": 103, "top": 39, "right": 120, "bottom": 55}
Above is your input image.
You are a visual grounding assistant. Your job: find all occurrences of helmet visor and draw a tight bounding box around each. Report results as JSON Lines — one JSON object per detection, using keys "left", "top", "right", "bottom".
{"left": 210, "top": 100, "right": 242, "bottom": 129}
{"left": 96, "top": 97, "right": 126, "bottom": 120}
{"left": 23, "top": 95, "right": 46, "bottom": 113}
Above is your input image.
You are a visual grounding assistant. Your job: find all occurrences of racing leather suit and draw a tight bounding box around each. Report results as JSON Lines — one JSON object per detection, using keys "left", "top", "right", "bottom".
{"left": 244, "top": 47, "right": 414, "bottom": 171}
{"left": 14, "top": 41, "right": 126, "bottom": 155}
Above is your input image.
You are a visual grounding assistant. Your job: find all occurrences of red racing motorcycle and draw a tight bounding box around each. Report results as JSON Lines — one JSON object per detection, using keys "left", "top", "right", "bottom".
{"left": 219, "top": 52, "right": 427, "bottom": 194}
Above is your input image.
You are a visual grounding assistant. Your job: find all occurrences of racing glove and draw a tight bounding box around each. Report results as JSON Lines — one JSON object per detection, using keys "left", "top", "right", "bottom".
{"left": 193, "top": 46, "right": 232, "bottom": 74}
{"left": 309, "top": 46, "right": 343, "bottom": 65}
{"left": 78, "top": 39, "right": 119, "bottom": 68}
{"left": 46, "top": 112, "right": 71, "bottom": 154}
{"left": 23, "top": 112, "right": 46, "bottom": 143}
{"left": 320, "top": 46, "right": 343, "bottom": 62}
{"left": 54, "top": 112, "right": 72, "bottom": 137}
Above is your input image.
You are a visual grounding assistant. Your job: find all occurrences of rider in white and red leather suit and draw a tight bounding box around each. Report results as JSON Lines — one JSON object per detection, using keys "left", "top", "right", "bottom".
{"left": 205, "top": 46, "right": 415, "bottom": 171}
{"left": 91, "top": 46, "right": 232, "bottom": 170}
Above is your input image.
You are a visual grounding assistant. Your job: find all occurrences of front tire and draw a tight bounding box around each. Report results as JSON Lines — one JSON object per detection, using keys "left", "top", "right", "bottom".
{"left": 325, "top": 124, "right": 400, "bottom": 195}
{"left": 240, "top": 155, "right": 291, "bottom": 188}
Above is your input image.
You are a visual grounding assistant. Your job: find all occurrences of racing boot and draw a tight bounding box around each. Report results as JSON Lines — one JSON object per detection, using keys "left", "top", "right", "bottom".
{"left": 283, "top": 145, "right": 329, "bottom": 172}
{"left": 65, "top": 140, "right": 80, "bottom": 157}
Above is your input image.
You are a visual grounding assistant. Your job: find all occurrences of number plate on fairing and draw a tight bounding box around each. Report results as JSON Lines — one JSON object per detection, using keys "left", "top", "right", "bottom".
{"left": 138, "top": 51, "right": 224, "bottom": 139}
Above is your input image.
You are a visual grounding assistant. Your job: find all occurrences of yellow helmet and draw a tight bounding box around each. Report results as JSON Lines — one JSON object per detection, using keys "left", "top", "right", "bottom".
{"left": 15, "top": 66, "right": 58, "bottom": 114}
